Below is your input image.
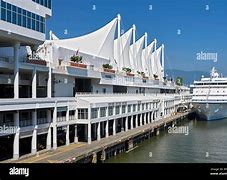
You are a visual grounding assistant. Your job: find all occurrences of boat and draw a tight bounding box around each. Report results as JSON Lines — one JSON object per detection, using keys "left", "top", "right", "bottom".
{"left": 191, "top": 67, "right": 227, "bottom": 120}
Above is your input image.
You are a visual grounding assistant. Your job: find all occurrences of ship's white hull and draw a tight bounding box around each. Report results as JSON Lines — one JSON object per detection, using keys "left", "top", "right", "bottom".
{"left": 193, "top": 103, "right": 227, "bottom": 121}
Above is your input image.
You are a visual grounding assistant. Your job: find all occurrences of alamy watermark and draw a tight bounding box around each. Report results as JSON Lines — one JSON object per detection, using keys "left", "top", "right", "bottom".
{"left": 168, "top": 125, "right": 189, "bottom": 136}
{"left": 196, "top": 51, "right": 218, "bottom": 62}
{"left": 0, "top": 125, "right": 18, "bottom": 135}
{"left": 9, "top": 167, "right": 29, "bottom": 177}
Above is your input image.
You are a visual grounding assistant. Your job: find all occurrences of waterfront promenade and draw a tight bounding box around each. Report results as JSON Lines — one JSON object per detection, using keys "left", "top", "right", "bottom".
{"left": 7, "top": 111, "right": 190, "bottom": 163}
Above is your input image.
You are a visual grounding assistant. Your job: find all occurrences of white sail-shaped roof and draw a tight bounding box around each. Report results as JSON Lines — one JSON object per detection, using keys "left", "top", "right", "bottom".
{"left": 142, "top": 40, "right": 155, "bottom": 76}
{"left": 151, "top": 46, "right": 163, "bottom": 80}
{"left": 53, "top": 18, "right": 118, "bottom": 63}
{"left": 114, "top": 28, "right": 133, "bottom": 71}
{"left": 129, "top": 35, "right": 145, "bottom": 72}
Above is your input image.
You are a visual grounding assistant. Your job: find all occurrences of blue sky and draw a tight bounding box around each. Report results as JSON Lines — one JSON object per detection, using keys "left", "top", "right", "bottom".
{"left": 47, "top": 0, "right": 227, "bottom": 73}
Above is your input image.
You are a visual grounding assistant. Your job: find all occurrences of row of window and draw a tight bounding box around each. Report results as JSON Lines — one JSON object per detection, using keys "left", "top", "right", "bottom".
{"left": 32, "top": 0, "right": 52, "bottom": 9}
{"left": 89, "top": 102, "right": 159, "bottom": 119}
{"left": 0, "top": 0, "right": 46, "bottom": 33}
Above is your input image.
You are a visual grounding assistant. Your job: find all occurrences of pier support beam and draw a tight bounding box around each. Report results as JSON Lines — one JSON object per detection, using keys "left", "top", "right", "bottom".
{"left": 13, "top": 111, "right": 20, "bottom": 160}
{"left": 156, "top": 128, "right": 160, "bottom": 136}
{"left": 66, "top": 125, "right": 70, "bottom": 146}
{"left": 135, "top": 114, "right": 138, "bottom": 128}
{"left": 101, "top": 149, "right": 106, "bottom": 161}
{"left": 105, "top": 120, "right": 109, "bottom": 138}
{"left": 31, "top": 110, "right": 37, "bottom": 154}
{"left": 128, "top": 139, "right": 134, "bottom": 150}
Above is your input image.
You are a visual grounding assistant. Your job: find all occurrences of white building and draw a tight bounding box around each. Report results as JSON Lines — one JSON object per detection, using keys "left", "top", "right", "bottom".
{"left": 0, "top": 2, "right": 190, "bottom": 161}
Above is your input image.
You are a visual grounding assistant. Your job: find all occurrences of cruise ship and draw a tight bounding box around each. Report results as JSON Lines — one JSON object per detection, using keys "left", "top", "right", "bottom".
{"left": 191, "top": 67, "right": 227, "bottom": 120}
{"left": 0, "top": 0, "right": 191, "bottom": 161}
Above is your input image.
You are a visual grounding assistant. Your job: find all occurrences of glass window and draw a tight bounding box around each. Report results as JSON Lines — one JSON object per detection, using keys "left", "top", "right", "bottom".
{"left": 115, "top": 106, "right": 120, "bottom": 115}
{"left": 78, "top": 109, "right": 88, "bottom": 119}
{"left": 100, "top": 107, "right": 106, "bottom": 117}
{"left": 122, "top": 105, "right": 126, "bottom": 113}
{"left": 7, "top": 10, "right": 11, "bottom": 22}
{"left": 1, "top": 8, "right": 6, "bottom": 21}
{"left": 127, "top": 105, "right": 131, "bottom": 113}
{"left": 108, "top": 106, "right": 113, "bottom": 116}
{"left": 91, "top": 108, "right": 98, "bottom": 119}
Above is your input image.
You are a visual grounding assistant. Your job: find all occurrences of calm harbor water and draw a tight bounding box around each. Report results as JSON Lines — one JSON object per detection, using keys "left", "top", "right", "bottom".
{"left": 105, "top": 118, "right": 227, "bottom": 163}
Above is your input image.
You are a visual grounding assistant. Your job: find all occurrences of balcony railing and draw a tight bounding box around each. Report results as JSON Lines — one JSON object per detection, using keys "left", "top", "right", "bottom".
{"left": 37, "top": 118, "right": 50, "bottom": 125}
{"left": 69, "top": 115, "right": 75, "bottom": 121}
{"left": 19, "top": 120, "right": 33, "bottom": 127}
{"left": 57, "top": 116, "right": 66, "bottom": 122}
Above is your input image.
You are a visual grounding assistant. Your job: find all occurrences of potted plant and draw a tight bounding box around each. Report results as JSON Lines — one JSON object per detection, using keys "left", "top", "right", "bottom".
{"left": 122, "top": 67, "right": 134, "bottom": 76}
{"left": 70, "top": 55, "right": 87, "bottom": 68}
{"left": 26, "top": 53, "right": 47, "bottom": 66}
{"left": 102, "top": 64, "right": 115, "bottom": 73}
{"left": 153, "top": 74, "right": 159, "bottom": 80}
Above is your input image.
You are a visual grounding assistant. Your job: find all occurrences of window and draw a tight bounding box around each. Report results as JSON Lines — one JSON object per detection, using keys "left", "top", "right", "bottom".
{"left": 0, "top": 0, "right": 46, "bottom": 33}
{"left": 142, "top": 104, "right": 145, "bottom": 110}
{"left": 91, "top": 108, "right": 98, "bottom": 119}
{"left": 100, "top": 107, "right": 106, "bottom": 117}
{"left": 128, "top": 105, "right": 131, "bottom": 113}
{"left": 122, "top": 105, "right": 126, "bottom": 113}
{"left": 32, "top": 0, "right": 52, "bottom": 9}
{"left": 115, "top": 106, "right": 120, "bottom": 115}
{"left": 138, "top": 104, "right": 140, "bottom": 111}
{"left": 108, "top": 106, "right": 114, "bottom": 116}
{"left": 133, "top": 104, "right": 136, "bottom": 112}
{"left": 78, "top": 109, "right": 88, "bottom": 119}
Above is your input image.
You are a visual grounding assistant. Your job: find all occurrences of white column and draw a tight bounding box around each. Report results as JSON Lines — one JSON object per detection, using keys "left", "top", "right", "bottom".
{"left": 148, "top": 112, "right": 150, "bottom": 124}
{"left": 32, "top": 69, "right": 37, "bottom": 98}
{"left": 74, "top": 124, "right": 78, "bottom": 143}
{"left": 46, "top": 126, "right": 51, "bottom": 150}
{"left": 97, "top": 122, "right": 101, "bottom": 141}
{"left": 47, "top": 66, "right": 52, "bottom": 98}
{"left": 140, "top": 114, "right": 143, "bottom": 126}
{"left": 125, "top": 117, "right": 128, "bottom": 132}
{"left": 87, "top": 123, "right": 91, "bottom": 144}
{"left": 46, "top": 109, "right": 52, "bottom": 150}
{"left": 130, "top": 116, "right": 133, "bottom": 130}
{"left": 66, "top": 107, "right": 70, "bottom": 146}
{"left": 144, "top": 113, "right": 147, "bottom": 125}
{"left": 53, "top": 106, "right": 57, "bottom": 150}
{"left": 31, "top": 110, "right": 37, "bottom": 154}
{"left": 135, "top": 114, "right": 138, "bottom": 128}
{"left": 105, "top": 120, "right": 109, "bottom": 138}
{"left": 113, "top": 119, "right": 116, "bottom": 135}
{"left": 13, "top": 111, "right": 20, "bottom": 159}
{"left": 14, "top": 42, "right": 20, "bottom": 99}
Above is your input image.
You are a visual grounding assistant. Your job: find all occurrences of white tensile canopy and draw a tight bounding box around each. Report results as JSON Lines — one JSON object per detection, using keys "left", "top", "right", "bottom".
{"left": 114, "top": 28, "right": 133, "bottom": 71}
{"left": 52, "top": 18, "right": 118, "bottom": 64}
{"left": 142, "top": 40, "right": 155, "bottom": 76}
{"left": 150, "top": 46, "right": 163, "bottom": 80}
{"left": 129, "top": 35, "right": 145, "bottom": 72}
